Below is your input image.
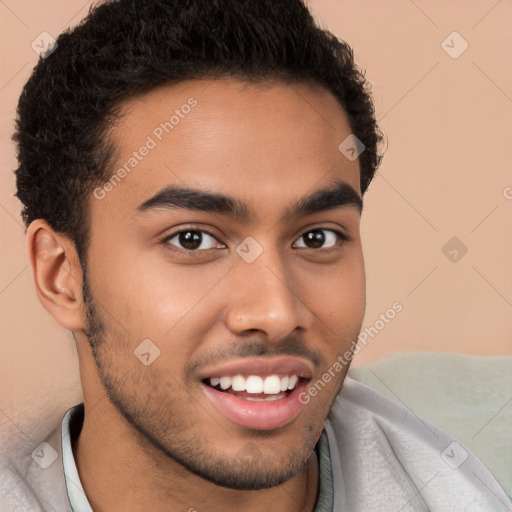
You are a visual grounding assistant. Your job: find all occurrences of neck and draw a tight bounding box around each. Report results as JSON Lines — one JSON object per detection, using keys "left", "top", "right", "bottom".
{"left": 71, "top": 398, "right": 319, "bottom": 512}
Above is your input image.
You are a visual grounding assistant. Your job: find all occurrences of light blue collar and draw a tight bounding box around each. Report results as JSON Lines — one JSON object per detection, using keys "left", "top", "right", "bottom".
{"left": 61, "top": 403, "right": 93, "bottom": 512}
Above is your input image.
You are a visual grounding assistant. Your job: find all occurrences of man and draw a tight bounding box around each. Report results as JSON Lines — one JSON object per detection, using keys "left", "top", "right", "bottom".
{"left": 2, "top": 0, "right": 511, "bottom": 510}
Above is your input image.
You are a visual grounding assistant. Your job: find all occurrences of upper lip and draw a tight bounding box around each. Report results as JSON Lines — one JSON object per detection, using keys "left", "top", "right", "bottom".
{"left": 198, "top": 356, "right": 314, "bottom": 380}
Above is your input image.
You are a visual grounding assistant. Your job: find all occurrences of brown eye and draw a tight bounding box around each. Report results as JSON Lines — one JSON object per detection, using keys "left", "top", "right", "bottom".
{"left": 294, "top": 229, "right": 346, "bottom": 250}
{"left": 165, "top": 230, "right": 222, "bottom": 251}
{"left": 303, "top": 230, "right": 325, "bottom": 249}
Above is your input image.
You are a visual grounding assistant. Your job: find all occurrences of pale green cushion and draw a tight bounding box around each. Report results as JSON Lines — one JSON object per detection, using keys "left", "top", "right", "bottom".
{"left": 348, "top": 352, "right": 512, "bottom": 500}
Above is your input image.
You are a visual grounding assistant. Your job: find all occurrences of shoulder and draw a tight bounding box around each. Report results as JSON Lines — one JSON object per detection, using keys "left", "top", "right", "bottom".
{"left": 0, "top": 411, "right": 73, "bottom": 512}
{"left": 324, "top": 377, "right": 512, "bottom": 511}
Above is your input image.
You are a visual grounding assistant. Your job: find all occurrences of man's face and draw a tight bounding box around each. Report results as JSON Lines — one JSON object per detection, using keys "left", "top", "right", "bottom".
{"left": 79, "top": 78, "right": 365, "bottom": 490}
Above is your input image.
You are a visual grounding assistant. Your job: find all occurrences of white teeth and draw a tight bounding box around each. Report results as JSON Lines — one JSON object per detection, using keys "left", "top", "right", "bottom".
{"left": 245, "top": 394, "right": 283, "bottom": 402}
{"left": 209, "top": 374, "right": 300, "bottom": 394}
{"left": 246, "top": 376, "right": 263, "bottom": 393}
{"left": 263, "top": 375, "right": 281, "bottom": 394}
{"left": 231, "top": 375, "right": 245, "bottom": 391}
{"left": 287, "top": 375, "right": 298, "bottom": 390}
{"left": 219, "top": 376, "right": 232, "bottom": 390}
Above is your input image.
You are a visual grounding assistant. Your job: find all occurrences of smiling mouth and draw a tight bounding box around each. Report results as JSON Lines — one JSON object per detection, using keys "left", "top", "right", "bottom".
{"left": 203, "top": 374, "right": 305, "bottom": 401}
{"left": 198, "top": 356, "right": 314, "bottom": 430}
{"left": 201, "top": 374, "right": 311, "bottom": 430}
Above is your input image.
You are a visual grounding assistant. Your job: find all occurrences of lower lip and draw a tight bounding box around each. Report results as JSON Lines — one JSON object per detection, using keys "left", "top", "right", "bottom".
{"left": 200, "top": 380, "right": 308, "bottom": 431}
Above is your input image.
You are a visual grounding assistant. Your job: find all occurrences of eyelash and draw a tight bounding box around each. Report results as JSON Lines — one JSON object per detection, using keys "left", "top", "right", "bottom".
{"left": 161, "top": 226, "right": 351, "bottom": 256}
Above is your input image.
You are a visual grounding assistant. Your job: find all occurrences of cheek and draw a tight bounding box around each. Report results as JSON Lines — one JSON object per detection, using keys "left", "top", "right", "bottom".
{"left": 303, "top": 249, "right": 366, "bottom": 340}
{"left": 90, "top": 232, "right": 195, "bottom": 315}
{"left": 88, "top": 243, "right": 229, "bottom": 359}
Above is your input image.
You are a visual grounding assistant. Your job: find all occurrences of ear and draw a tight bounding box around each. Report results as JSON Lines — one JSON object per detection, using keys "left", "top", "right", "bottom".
{"left": 25, "top": 219, "right": 85, "bottom": 331}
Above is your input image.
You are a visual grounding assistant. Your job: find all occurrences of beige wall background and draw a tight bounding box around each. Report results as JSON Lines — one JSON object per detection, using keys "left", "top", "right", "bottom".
{"left": 0, "top": 1, "right": 511, "bottom": 426}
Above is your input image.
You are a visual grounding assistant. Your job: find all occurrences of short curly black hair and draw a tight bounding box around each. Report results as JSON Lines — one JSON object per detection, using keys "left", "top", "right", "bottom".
{"left": 13, "top": 0, "right": 383, "bottom": 262}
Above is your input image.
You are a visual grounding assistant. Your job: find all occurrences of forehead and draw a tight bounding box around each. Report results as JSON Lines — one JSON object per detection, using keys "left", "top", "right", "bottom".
{"left": 94, "top": 78, "right": 360, "bottom": 221}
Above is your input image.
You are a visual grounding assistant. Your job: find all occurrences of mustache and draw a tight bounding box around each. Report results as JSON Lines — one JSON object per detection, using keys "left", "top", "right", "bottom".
{"left": 184, "top": 336, "right": 322, "bottom": 378}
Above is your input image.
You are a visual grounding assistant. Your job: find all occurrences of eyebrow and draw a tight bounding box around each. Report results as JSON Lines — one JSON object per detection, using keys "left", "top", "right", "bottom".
{"left": 136, "top": 178, "right": 362, "bottom": 222}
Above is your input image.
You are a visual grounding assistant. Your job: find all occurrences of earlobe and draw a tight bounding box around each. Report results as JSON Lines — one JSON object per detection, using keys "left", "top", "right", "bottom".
{"left": 26, "top": 220, "right": 85, "bottom": 331}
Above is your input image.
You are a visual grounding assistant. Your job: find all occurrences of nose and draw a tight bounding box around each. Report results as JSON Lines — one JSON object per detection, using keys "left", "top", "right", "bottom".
{"left": 225, "top": 248, "right": 313, "bottom": 341}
